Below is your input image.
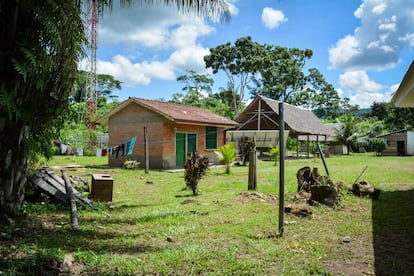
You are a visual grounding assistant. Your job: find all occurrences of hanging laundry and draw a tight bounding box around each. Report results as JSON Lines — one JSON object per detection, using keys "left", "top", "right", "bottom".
{"left": 102, "top": 148, "right": 107, "bottom": 156}
{"left": 61, "top": 144, "right": 68, "bottom": 155}
{"left": 96, "top": 148, "right": 102, "bottom": 157}
{"left": 120, "top": 144, "right": 125, "bottom": 157}
{"left": 115, "top": 146, "right": 121, "bottom": 158}
{"left": 125, "top": 137, "right": 136, "bottom": 156}
{"left": 74, "top": 147, "right": 84, "bottom": 156}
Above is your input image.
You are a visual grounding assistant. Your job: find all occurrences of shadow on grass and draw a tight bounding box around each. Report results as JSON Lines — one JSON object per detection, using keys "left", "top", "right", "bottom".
{"left": 372, "top": 187, "right": 414, "bottom": 274}
{"left": 0, "top": 206, "right": 193, "bottom": 275}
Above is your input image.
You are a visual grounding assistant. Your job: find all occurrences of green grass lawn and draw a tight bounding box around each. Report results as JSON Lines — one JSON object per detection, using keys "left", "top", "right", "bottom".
{"left": 1, "top": 154, "right": 414, "bottom": 275}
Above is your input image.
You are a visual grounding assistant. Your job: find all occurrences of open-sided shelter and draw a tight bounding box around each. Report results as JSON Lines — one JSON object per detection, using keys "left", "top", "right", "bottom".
{"left": 96, "top": 97, "right": 238, "bottom": 169}
{"left": 232, "top": 95, "right": 332, "bottom": 156}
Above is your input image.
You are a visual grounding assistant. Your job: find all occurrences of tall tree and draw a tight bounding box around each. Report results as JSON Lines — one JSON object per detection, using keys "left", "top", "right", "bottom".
{"left": 252, "top": 45, "right": 312, "bottom": 101}
{"left": 368, "top": 102, "right": 414, "bottom": 131}
{"left": 0, "top": 0, "right": 230, "bottom": 220}
{"left": 72, "top": 71, "right": 122, "bottom": 104}
{"left": 171, "top": 70, "right": 237, "bottom": 118}
{"left": 204, "top": 36, "right": 259, "bottom": 117}
{"left": 296, "top": 68, "right": 341, "bottom": 119}
{"left": 171, "top": 70, "right": 214, "bottom": 106}
{"left": 205, "top": 37, "right": 342, "bottom": 118}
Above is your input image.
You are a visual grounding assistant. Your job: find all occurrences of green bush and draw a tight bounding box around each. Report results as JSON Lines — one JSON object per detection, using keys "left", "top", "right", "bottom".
{"left": 368, "top": 138, "right": 386, "bottom": 156}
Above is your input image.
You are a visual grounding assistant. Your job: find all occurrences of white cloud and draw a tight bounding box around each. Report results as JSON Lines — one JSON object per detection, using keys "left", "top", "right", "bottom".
{"left": 261, "top": 7, "right": 287, "bottom": 30}
{"left": 349, "top": 91, "right": 391, "bottom": 108}
{"left": 339, "top": 70, "right": 394, "bottom": 108}
{"left": 329, "top": 0, "right": 414, "bottom": 71}
{"left": 372, "top": 2, "right": 387, "bottom": 14}
{"left": 93, "top": 3, "right": 217, "bottom": 87}
{"left": 97, "top": 55, "right": 175, "bottom": 86}
{"left": 168, "top": 46, "right": 210, "bottom": 72}
{"left": 339, "top": 71, "right": 383, "bottom": 93}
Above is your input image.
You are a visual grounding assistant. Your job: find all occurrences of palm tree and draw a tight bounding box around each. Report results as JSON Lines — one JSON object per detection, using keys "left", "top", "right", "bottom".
{"left": 215, "top": 142, "right": 236, "bottom": 174}
{"left": 0, "top": 0, "right": 230, "bottom": 220}
{"left": 335, "top": 112, "right": 358, "bottom": 155}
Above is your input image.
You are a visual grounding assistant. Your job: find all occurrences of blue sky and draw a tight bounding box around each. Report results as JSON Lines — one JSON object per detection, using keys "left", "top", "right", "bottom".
{"left": 88, "top": 0, "right": 414, "bottom": 108}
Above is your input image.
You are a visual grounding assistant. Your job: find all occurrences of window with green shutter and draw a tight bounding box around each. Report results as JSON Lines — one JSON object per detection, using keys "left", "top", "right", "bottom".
{"left": 205, "top": 126, "right": 217, "bottom": 150}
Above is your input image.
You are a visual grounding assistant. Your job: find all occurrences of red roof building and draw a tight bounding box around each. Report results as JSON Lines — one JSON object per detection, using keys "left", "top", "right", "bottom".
{"left": 96, "top": 97, "right": 237, "bottom": 169}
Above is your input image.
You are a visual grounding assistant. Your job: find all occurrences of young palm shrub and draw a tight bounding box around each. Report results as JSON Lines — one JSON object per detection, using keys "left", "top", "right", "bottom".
{"left": 264, "top": 145, "right": 280, "bottom": 166}
{"left": 184, "top": 152, "right": 209, "bottom": 196}
{"left": 215, "top": 142, "right": 236, "bottom": 174}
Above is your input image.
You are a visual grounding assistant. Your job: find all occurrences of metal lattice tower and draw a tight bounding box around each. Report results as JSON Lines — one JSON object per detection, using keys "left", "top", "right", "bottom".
{"left": 85, "top": 0, "right": 98, "bottom": 131}
{"left": 84, "top": 0, "right": 98, "bottom": 149}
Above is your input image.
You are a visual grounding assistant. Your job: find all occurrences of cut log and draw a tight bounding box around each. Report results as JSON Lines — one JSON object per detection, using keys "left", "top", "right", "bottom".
{"left": 310, "top": 185, "right": 340, "bottom": 207}
{"left": 297, "top": 166, "right": 311, "bottom": 192}
{"left": 62, "top": 170, "right": 79, "bottom": 231}
{"left": 348, "top": 180, "right": 381, "bottom": 199}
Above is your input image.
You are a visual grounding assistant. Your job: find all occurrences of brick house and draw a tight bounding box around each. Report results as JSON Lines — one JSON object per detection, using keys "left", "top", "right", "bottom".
{"left": 96, "top": 97, "right": 238, "bottom": 169}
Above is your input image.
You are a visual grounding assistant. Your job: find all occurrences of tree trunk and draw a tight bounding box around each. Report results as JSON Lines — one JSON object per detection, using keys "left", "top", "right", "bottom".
{"left": 0, "top": 122, "right": 29, "bottom": 221}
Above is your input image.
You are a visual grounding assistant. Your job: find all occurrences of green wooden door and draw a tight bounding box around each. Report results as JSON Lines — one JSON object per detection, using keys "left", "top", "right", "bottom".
{"left": 176, "top": 133, "right": 186, "bottom": 168}
{"left": 176, "top": 133, "right": 198, "bottom": 168}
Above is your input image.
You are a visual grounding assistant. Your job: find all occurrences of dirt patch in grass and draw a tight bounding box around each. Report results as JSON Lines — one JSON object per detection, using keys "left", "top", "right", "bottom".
{"left": 322, "top": 232, "right": 375, "bottom": 275}
{"left": 237, "top": 192, "right": 277, "bottom": 204}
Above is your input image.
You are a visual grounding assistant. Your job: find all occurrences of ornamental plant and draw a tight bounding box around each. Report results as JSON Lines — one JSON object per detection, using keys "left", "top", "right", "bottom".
{"left": 264, "top": 145, "right": 280, "bottom": 166}
{"left": 184, "top": 152, "right": 209, "bottom": 195}
{"left": 215, "top": 142, "right": 236, "bottom": 174}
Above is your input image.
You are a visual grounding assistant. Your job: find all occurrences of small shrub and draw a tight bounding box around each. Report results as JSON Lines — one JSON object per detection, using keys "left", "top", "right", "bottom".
{"left": 368, "top": 138, "right": 386, "bottom": 156}
{"left": 263, "top": 145, "right": 279, "bottom": 166}
{"left": 215, "top": 143, "right": 236, "bottom": 174}
{"left": 184, "top": 152, "right": 209, "bottom": 196}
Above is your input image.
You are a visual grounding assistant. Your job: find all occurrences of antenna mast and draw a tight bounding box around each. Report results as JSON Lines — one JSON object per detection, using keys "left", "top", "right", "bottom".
{"left": 86, "top": 0, "right": 98, "bottom": 148}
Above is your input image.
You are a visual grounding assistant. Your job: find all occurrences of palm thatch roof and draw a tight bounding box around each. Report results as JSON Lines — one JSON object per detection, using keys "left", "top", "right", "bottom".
{"left": 235, "top": 95, "right": 331, "bottom": 136}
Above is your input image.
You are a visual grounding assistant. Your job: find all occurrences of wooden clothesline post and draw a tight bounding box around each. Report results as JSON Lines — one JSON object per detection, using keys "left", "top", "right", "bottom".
{"left": 144, "top": 126, "right": 149, "bottom": 174}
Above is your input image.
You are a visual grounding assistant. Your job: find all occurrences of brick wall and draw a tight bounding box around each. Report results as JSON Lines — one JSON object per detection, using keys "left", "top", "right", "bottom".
{"left": 107, "top": 102, "right": 228, "bottom": 169}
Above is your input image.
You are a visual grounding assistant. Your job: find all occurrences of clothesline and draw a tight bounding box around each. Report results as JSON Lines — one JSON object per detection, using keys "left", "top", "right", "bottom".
{"left": 106, "top": 137, "right": 136, "bottom": 158}
{"left": 53, "top": 140, "right": 84, "bottom": 156}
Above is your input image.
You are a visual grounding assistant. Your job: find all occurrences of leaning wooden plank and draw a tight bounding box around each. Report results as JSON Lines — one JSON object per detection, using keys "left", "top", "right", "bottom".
{"left": 29, "top": 174, "right": 68, "bottom": 206}
{"left": 45, "top": 170, "right": 97, "bottom": 207}
{"left": 62, "top": 170, "right": 79, "bottom": 231}
{"left": 38, "top": 171, "right": 85, "bottom": 207}
{"left": 44, "top": 170, "right": 109, "bottom": 216}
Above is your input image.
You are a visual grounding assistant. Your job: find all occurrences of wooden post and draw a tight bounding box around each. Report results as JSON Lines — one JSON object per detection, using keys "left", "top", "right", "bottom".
{"left": 144, "top": 126, "right": 149, "bottom": 174}
{"left": 317, "top": 143, "right": 330, "bottom": 177}
{"left": 296, "top": 136, "right": 299, "bottom": 158}
{"left": 61, "top": 170, "right": 79, "bottom": 231}
{"left": 248, "top": 150, "right": 257, "bottom": 190}
{"left": 278, "top": 101, "right": 285, "bottom": 236}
